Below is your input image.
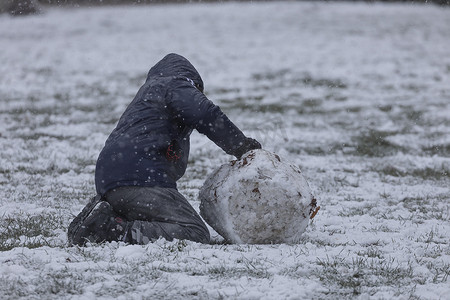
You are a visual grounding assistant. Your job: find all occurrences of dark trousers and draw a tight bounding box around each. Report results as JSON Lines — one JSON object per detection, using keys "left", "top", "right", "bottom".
{"left": 105, "top": 186, "right": 210, "bottom": 244}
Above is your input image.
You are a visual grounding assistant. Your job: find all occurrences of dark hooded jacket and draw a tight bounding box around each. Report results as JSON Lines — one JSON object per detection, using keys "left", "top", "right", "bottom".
{"left": 95, "top": 53, "right": 249, "bottom": 195}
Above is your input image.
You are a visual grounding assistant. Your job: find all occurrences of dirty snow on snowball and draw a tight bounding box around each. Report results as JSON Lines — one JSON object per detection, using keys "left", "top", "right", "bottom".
{"left": 200, "top": 149, "right": 316, "bottom": 244}
{"left": 0, "top": 2, "right": 449, "bottom": 299}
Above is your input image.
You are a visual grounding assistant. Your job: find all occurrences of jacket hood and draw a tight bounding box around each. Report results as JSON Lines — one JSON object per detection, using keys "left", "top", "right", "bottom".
{"left": 147, "top": 53, "right": 204, "bottom": 92}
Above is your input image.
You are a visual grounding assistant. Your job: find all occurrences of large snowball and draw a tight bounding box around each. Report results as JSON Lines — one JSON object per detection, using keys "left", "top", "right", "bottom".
{"left": 199, "top": 149, "right": 318, "bottom": 244}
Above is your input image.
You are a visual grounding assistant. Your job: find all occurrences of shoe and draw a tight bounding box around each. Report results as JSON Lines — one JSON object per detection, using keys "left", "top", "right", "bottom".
{"left": 68, "top": 194, "right": 103, "bottom": 245}
{"left": 70, "top": 201, "right": 129, "bottom": 246}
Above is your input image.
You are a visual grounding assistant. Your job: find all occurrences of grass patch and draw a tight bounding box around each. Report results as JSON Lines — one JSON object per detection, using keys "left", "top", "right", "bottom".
{"left": 207, "top": 261, "right": 271, "bottom": 279}
{"left": 286, "top": 142, "right": 346, "bottom": 156}
{"left": 356, "top": 247, "right": 384, "bottom": 259}
{"left": 0, "top": 269, "right": 102, "bottom": 298}
{"left": 373, "top": 164, "right": 449, "bottom": 180}
{"left": 422, "top": 143, "right": 450, "bottom": 157}
{"left": 428, "top": 262, "right": 450, "bottom": 283}
{"left": 316, "top": 256, "right": 415, "bottom": 297}
{"left": 252, "top": 70, "right": 347, "bottom": 89}
{"left": 353, "top": 130, "right": 407, "bottom": 157}
{"left": 0, "top": 213, "right": 65, "bottom": 251}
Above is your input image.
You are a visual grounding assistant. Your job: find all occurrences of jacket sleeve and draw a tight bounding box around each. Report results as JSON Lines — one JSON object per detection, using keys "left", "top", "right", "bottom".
{"left": 167, "top": 80, "right": 248, "bottom": 156}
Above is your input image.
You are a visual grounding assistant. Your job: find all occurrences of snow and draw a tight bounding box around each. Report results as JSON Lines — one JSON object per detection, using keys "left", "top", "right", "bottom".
{"left": 199, "top": 149, "right": 315, "bottom": 244}
{"left": 0, "top": 1, "right": 449, "bottom": 299}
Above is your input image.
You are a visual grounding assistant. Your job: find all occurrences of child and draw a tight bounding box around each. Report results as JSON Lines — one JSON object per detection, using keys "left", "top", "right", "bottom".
{"left": 68, "top": 53, "right": 261, "bottom": 246}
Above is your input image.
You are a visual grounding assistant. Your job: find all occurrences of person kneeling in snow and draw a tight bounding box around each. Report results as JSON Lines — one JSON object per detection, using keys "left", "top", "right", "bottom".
{"left": 68, "top": 53, "right": 261, "bottom": 246}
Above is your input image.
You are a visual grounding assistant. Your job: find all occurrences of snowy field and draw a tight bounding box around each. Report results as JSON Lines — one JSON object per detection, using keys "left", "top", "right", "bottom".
{"left": 1, "top": 2, "right": 449, "bottom": 299}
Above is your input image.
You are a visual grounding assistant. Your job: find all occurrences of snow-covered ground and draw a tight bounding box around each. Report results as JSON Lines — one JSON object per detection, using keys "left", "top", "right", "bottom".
{"left": 0, "top": 2, "right": 449, "bottom": 299}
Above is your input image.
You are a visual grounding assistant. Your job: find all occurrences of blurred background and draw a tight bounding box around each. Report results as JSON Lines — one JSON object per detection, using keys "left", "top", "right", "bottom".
{"left": 1, "top": 0, "right": 449, "bottom": 17}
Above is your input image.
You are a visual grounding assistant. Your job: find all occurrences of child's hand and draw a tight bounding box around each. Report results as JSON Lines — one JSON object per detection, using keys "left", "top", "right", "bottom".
{"left": 234, "top": 138, "right": 262, "bottom": 159}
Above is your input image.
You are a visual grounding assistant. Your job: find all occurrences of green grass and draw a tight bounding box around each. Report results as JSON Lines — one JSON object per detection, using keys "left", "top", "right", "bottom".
{"left": 373, "top": 164, "right": 449, "bottom": 180}
{"left": 316, "top": 256, "right": 416, "bottom": 297}
{"left": 352, "top": 129, "right": 407, "bottom": 157}
{"left": 0, "top": 213, "right": 65, "bottom": 251}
